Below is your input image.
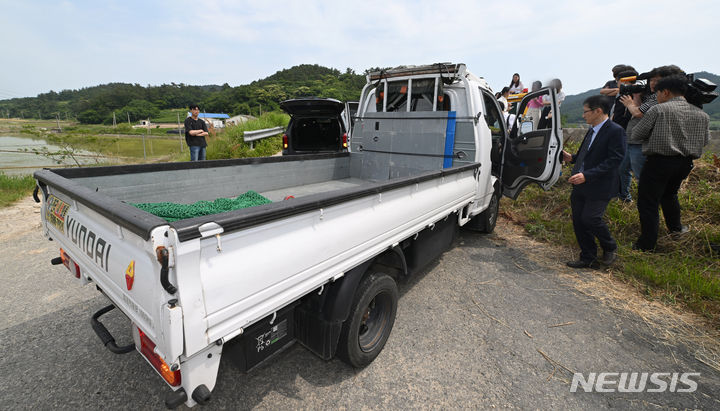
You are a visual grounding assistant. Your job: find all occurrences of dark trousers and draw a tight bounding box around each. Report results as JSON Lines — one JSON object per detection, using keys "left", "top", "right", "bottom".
{"left": 635, "top": 155, "right": 693, "bottom": 250}
{"left": 571, "top": 191, "right": 617, "bottom": 262}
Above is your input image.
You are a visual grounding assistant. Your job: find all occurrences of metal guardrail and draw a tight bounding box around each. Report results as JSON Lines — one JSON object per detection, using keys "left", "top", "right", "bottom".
{"left": 243, "top": 126, "right": 284, "bottom": 143}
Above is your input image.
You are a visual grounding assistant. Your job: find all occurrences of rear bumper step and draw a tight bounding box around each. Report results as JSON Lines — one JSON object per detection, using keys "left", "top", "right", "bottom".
{"left": 90, "top": 304, "right": 136, "bottom": 354}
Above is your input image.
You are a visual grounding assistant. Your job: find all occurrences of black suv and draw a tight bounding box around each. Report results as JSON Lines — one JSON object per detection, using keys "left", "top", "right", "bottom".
{"left": 280, "top": 98, "right": 349, "bottom": 155}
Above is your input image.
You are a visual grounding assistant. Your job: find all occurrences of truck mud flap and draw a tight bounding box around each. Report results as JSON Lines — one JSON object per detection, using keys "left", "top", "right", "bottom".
{"left": 90, "top": 304, "right": 136, "bottom": 354}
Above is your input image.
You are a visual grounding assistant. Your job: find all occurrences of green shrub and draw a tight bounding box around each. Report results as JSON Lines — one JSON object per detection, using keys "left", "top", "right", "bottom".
{"left": 0, "top": 173, "right": 36, "bottom": 207}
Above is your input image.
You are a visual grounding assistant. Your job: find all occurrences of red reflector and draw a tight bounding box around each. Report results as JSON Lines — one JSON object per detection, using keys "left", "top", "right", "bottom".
{"left": 138, "top": 328, "right": 181, "bottom": 386}
{"left": 282, "top": 134, "right": 288, "bottom": 149}
{"left": 59, "top": 248, "right": 81, "bottom": 278}
{"left": 342, "top": 133, "right": 348, "bottom": 148}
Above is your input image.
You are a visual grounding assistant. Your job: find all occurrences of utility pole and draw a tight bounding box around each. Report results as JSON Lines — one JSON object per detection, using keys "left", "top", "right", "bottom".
{"left": 148, "top": 117, "right": 153, "bottom": 156}
{"left": 127, "top": 112, "right": 131, "bottom": 127}
{"left": 113, "top": 112, "right": 117, "bottom": 128}
{"left": 56, "top": 113, "right": 61, "bottom": 132}
{"left": 177, "top": 112, "right": 183, "bottom": 152}
{"left": 142, "top": 120, "right": 147, "bottom": 161}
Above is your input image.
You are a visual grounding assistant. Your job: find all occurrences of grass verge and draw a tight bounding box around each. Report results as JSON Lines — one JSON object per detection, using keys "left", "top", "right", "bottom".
{"left": 503, "top": 142, "right": 720, "bottom": 325}
{"left": 0, "top": 173, "right": 36, "bottom": 207}
{"left": 205, "top": 112, "right": 288, "bottom": 160}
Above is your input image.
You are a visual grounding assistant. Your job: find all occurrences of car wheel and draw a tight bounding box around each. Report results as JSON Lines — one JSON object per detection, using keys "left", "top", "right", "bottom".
{"left": 466, "top": 188, "right": 499, "bottom": 233}
{"left": 337, "top": 273, "right": 398, "bottom": 368}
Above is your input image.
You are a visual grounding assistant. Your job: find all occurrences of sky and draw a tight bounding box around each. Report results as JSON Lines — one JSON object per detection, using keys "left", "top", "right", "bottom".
{"left": 2, "top": 0, "right": 719, "bottom": 100}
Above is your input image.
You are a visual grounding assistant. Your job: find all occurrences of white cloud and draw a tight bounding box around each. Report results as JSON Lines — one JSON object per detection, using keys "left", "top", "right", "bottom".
{"left": 1, "top": 0, "right": 718, "bottom": 98}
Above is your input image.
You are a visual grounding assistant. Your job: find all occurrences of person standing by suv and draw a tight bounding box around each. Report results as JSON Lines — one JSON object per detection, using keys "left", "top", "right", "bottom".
{"left": 184, "top": 104, "right": 209, "bottom": 161}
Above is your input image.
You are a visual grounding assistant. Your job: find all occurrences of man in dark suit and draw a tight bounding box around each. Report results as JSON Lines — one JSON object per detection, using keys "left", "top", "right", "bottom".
{"left": 562, "top": 95, "right": 627, "bottom": 268}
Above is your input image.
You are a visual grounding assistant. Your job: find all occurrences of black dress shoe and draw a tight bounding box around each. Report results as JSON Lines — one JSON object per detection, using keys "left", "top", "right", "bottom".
{"left": 566, "top": 259, "right": 595, "bottom": 268}
{"left": 600, "top": 249, "right": 617, "bottom": 265}
{"left": 670, "top": 225, "right": 689, "bottom": 238}
{"left": 632, "top": 242, "right": 653, "bottom": 252}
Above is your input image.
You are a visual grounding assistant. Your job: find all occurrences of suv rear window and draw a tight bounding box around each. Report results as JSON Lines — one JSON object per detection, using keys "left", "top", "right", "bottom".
{"left": 291, "top": 117, "right": 341, "bottom": 151}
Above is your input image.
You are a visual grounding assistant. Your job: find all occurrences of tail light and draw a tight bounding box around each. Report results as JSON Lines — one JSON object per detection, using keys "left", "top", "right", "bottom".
{"left": 138, "top": 328, "right": 181, "bottom": 386}
{"left": 59, "top": 248, "right": 81, "bottom": 278}
{"left": 342, "top": 133, "right": 348, "bottom": 148}
{"left": 282, "top": 134, "right": 288, "bottom": 149}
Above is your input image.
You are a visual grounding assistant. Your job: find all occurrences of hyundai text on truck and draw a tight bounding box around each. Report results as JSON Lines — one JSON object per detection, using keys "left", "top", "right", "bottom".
{"left": 34, "top": 63, "right": 563, "bottom": 408}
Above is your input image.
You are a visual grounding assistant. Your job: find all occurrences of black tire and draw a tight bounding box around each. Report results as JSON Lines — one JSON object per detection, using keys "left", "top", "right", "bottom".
{"left": 337, "top": 273, "right": 398, "bottom": 368}
{"left": 466, "top": 188, "right": 499, "bottom": 233}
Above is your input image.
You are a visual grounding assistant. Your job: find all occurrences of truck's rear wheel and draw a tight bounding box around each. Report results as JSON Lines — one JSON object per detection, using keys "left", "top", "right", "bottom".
{"left": 337, "top": 273, "right": 398, "bottom": 368}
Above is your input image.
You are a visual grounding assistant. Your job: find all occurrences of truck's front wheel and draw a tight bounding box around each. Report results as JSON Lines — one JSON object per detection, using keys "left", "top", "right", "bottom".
{"left": 466, "top": 188, "right": 499, "bottom": 233}
{"left": 337, "top": 273, "right": 398, "bottom": 368}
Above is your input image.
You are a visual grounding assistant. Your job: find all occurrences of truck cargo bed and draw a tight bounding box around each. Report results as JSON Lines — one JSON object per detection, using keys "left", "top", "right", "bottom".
{"left": 36, "top": 153, "right": 479, "bottom": 242}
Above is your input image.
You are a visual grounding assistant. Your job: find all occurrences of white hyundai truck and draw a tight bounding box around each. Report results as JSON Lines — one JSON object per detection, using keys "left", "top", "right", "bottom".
{"left": 34, "top": 63, "right": 563, "bottom": 408}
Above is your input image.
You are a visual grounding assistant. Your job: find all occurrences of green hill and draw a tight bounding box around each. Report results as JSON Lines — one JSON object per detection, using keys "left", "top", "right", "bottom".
{"left": 0, "top": 64, "right": 366, "bottom": 124}
{"left": 562, "top": 71, "right": 720, "bottom": 128}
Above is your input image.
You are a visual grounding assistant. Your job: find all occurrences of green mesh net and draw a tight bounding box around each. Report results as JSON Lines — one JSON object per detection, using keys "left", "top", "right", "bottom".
{"left": 132, "top": 191, "right": 272, "bottom": 222}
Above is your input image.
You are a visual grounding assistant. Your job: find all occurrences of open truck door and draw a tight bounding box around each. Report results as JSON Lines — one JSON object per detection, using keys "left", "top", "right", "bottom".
{"left": 500, "top": 87, "right": 563, "bottom": 199}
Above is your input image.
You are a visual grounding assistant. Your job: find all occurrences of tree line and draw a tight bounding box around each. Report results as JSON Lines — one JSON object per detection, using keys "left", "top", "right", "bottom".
{"left": 0, "top": 64, "right": 367, "bottom": 124}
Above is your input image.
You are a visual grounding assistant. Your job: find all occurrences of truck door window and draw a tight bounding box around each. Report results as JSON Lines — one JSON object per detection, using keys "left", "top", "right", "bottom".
{"left": 481, "top": 91, "right": 505, "bottom": 138}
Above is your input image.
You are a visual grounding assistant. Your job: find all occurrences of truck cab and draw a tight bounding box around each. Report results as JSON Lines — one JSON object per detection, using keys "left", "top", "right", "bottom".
{"left": 352, "top": 63, "right": 563, "bottom": 228}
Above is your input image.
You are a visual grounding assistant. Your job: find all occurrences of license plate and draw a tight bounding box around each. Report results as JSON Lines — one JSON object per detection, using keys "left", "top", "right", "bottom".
{"left": 46, "top": 194, "right": 70, "bottom": 233}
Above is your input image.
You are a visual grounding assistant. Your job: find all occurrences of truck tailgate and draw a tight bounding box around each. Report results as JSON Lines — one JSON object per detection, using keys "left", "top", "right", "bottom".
{"left": 38, "top": 185, "right": 171, "bottom": 352}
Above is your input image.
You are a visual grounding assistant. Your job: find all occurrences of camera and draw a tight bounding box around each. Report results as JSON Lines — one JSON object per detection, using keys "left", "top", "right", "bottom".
{"left": 619, "top": 81, "right": 649, "bottom": 96}
{"left": 685, "top": 74, "right": 718, "bottom": 108}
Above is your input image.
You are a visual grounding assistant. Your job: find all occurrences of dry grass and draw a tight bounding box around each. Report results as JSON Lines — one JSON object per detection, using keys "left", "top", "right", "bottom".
{"left": 495, "top": 217, "right": 720, "bottom": 373}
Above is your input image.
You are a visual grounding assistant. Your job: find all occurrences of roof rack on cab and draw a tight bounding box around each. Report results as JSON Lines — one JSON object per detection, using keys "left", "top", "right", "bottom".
{"left": 367, "top": 63, "right": 467, "bottom": 83}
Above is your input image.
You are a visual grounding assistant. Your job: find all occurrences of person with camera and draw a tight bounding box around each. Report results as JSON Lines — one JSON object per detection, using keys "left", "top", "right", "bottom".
{"left": 631, "top": 75, "right": 710, "bottom": 251}
{"left": 562, "top": 95, "right": 626, "bottom": 268}
{"left": 600, "top": 64, "right": 629, "bottom": 97}
{"left": 617, "top": 65, "right": 687, "bottom": 202}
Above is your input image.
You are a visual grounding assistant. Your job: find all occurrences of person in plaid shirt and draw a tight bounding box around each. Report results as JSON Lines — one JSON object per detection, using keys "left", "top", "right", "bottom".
{"left": 631, "top": 75, "right": 710, "bottom": 251}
